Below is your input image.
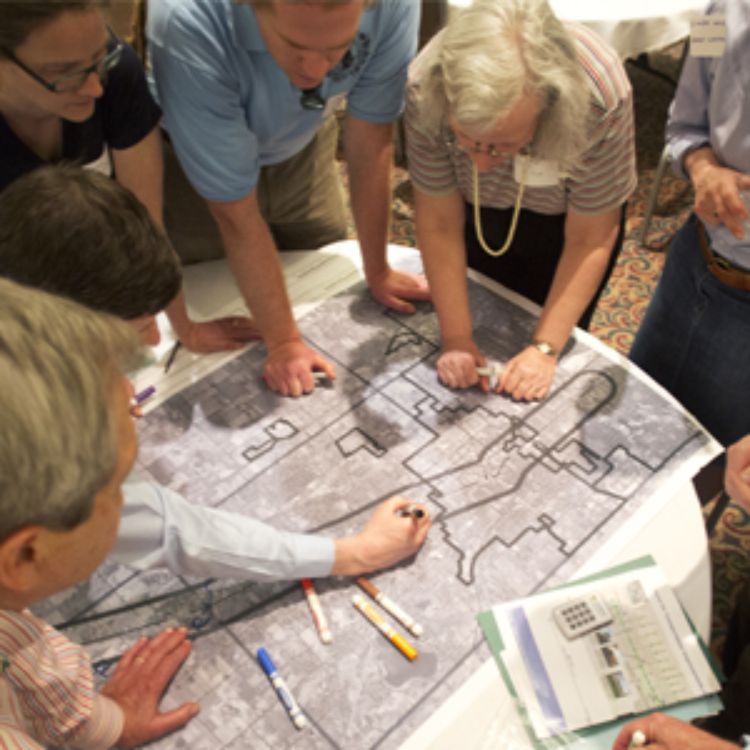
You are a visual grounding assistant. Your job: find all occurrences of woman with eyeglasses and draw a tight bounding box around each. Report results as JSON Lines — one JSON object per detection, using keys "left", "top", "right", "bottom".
{"left": 0, "top": 0, "right": 257, "bottom": 353}
{"left": 405, "top": 0, "right": 636, "bottom": 401}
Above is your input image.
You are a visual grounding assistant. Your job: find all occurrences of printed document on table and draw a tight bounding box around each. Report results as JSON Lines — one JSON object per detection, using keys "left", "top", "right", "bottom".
{"left": 485, "top": 557, "right": 720, "bottom": 741}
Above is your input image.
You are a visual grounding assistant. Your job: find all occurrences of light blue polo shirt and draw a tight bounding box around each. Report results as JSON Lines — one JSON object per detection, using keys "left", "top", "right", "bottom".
{"left": 148, "top": 0, "right": 419, "bottom": 202}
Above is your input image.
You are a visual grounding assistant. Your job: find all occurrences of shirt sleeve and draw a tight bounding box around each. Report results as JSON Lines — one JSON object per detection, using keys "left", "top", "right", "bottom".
{"left": 101, "top": 44, "right": 162, "bottom": 151}
{"left": 0, "top": 611, "right": 124, "bottom": 750}
{"left": 346, "top": 0, "right": 420, "bottom": 124}
{"left": 566, "top": 90, "right": 637, "bottom": 215}
{"left": 149, "top": 39, "right": 260, "bottom": 202}
{"left": 403, "top": 69, "right": 459, "bottom": 197}
{"left": 111, "top": 478, "right": 335, "bottom": 581}
{"left": 666, "top": 54, "right": 713, "bottom": 180}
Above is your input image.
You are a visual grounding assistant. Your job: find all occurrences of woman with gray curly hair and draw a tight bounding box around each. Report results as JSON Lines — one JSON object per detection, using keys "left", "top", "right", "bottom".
{"left": 405, "top": 0, "right": 636, "bottom": 400}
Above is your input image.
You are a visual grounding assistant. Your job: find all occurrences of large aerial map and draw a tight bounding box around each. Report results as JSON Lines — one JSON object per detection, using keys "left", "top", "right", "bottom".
{"left": 37, "top": 264, "right": 716, "bottom": 749}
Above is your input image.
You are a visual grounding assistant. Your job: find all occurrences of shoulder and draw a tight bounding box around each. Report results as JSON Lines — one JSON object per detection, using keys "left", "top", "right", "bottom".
{"left": 362, "top": 0, "right": 419, "bottom": 45}
{"left": 148, "top": 0, "right": 239, "bottom": 64}
{"left": 567, "top": 23, "right": 631, "bottom": 114}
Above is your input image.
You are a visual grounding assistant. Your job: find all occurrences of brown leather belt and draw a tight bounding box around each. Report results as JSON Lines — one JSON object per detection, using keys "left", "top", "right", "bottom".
{"left": 696, "top": 219, "right": 750, "bottom": 292}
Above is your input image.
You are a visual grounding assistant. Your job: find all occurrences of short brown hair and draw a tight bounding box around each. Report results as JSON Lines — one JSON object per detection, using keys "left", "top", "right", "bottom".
{"left": 0, "top": 164, "right": 181, "bottom": 319}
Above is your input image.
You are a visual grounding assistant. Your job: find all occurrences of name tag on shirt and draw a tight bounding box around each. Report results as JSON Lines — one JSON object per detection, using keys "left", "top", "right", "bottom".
{"left": 514, "top": 154, "right": 560, "bottom": 187}
{"left": 690, "top": 16, "right": 726, "bottom": 58}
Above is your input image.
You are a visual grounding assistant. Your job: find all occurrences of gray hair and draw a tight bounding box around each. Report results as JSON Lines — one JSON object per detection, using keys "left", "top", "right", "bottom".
{"left": 236, "top": 0, "right": 376, "bottom": 9}
{"left": 0, "top": 278, "right": 140, "bottom": 541}
{"left": 414, "top": 0, "right": 590, "bottom": 170}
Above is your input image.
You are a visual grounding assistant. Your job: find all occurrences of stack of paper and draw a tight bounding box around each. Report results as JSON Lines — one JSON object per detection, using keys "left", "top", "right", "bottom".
{"left": 478, "top": 557, "right": 723, "bottom": 749}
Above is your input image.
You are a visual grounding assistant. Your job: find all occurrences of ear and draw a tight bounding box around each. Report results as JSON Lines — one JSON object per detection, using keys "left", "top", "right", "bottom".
{"left": 0, "top": 526, "right": 45, "bottom": 594}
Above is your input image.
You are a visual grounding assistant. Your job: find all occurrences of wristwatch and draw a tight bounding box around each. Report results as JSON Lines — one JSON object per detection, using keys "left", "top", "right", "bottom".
{"left": 531, "top": 339, "right": 558, "bottom": 357}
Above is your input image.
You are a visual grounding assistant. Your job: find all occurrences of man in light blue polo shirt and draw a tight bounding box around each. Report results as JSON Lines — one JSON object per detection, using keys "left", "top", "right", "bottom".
{"left": 148, "top": 0, "right": 430, "bottom": 397}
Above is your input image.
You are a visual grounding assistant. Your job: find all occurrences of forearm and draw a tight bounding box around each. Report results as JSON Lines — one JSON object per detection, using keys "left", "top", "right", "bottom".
{"left": 112, "top": 479, "right": 334, "bottom": 581}
{"left": 344, "top": 118, "right": 393, "bottom": 279}
{"left": 415, "top": 191, "right": 472, "bottom": 345}
{"left": 534, "top": 209, "right": 620, "bottom": 349}
{"left": 209, "top": 199, "right": 300, "bottom": 350}
{"left": 164, "top": 290, "right": 193, "bottom": 339}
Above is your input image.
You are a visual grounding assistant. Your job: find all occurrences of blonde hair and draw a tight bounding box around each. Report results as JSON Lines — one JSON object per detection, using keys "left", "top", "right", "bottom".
{"left": 414, "top": 0, "right": 590, "bottom": 170}
{"left": 0, "top": 278, "right": 140, "bottom": 540}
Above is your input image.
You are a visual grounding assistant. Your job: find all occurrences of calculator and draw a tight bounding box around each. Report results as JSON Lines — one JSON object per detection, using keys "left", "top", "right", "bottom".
{"left": 553, "top": 595, "right": 613, "bottom": 640}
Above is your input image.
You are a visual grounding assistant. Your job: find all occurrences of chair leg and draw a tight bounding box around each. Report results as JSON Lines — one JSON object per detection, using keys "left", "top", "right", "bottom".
{"left": 639, "top": 143, "right": 671, "bottom": 246}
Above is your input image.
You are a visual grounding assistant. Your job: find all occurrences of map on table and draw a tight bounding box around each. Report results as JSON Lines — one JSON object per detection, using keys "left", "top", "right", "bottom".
{"left": 37, "top": 272, "right": 715, "bottom": 749}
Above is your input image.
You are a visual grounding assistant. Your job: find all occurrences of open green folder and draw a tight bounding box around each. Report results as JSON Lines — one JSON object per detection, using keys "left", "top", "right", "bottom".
{"left": 477, "top": 556, "right": 724, "bottom": 750}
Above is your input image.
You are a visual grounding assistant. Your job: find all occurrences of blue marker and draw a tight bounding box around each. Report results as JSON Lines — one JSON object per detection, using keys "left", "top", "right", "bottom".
{"left": 256, "top": 648, "right": 307, "bottom": 730}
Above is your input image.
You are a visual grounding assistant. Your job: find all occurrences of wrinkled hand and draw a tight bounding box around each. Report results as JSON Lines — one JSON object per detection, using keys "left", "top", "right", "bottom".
{"left": 725, "top": 434, "right": 750, "bottom": 513}
{"left": 332, "top": 495, "right": 431, "bottom": 576}
{"left": 612, "top": 713, "right": 737, "bottom": 750}
{"left": 263, "top": 339, "right": 336, "bottom": 397}
{"left": 693, "top": 164, "right": 750, "bottom": 239}
{"left": 498, "top": 346, "right": 556, "bottom": 401}
{"left": 367, "top": 267, "right": 431, "bottom": 314}
{"left": 102, "top": 628, "right": 199, "bottom": 749}
{"left": 437, "top": 340, "right": 486, "bottom": 391}
{"left": 178, "top": 316, "right": 260, "bottom": 354}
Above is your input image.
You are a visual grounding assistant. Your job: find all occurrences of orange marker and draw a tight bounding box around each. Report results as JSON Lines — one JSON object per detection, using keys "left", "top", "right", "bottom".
{"left": 301, "top": 578, "right": 332, "bottom": 644}
{"left": 352, "top": 594, "right": 418, "bottom": 661}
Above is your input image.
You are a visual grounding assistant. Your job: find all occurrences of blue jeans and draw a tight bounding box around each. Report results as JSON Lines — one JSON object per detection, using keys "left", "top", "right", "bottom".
{"left": 630, "top": 214, "right": 750, "bottom": 446}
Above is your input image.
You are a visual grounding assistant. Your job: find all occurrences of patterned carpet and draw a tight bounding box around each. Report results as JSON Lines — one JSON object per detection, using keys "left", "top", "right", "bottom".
{"left": 352, "top": 43, "right": 750, "bottom": 661}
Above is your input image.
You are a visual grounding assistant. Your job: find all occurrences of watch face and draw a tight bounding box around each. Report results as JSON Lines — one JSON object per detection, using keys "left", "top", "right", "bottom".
{"left": 533, "top": 341, "right": 557, "bottom": 357}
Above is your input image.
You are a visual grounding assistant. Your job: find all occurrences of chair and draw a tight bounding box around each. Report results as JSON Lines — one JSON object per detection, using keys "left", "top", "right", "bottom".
{"left": 639, "top": 144, "right": 672, "bottom": 246}
{"left": 634, "top": 41, "right": 690, "bottom": 247}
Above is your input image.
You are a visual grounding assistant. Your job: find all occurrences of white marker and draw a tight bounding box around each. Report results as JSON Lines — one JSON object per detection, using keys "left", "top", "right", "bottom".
{"left": 629, "top": 729, "right": 647, "bottom": 747}
{"left": 356, "top": 577, "right": 424, "bottom": 638}
{"left": 476, "top": 364, "right": 504, "bottom": 378}
{"left": 301, "top": 578, "right": 332, "bottom": 644}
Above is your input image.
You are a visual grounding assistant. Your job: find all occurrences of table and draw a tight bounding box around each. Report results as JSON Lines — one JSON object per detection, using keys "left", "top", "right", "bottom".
{"left": 447, "top": 0, "right": 706, "bottom": 59}
{"left": 126, "top": 242, "right": 719, "bottom": 749}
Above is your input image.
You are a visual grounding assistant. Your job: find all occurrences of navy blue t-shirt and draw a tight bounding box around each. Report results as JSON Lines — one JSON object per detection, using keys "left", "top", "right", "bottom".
{"left": 0, "top": 44, "right": 162, "bottom": 192}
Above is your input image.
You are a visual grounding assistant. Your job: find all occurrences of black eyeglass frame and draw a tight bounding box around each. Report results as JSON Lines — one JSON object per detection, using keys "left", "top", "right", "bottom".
{"left": 2, "top": 27, "right": 124, "bottom": 94}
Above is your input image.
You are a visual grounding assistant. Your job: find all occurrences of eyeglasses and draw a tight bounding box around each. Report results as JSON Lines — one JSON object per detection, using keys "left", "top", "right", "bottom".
{"left": 444, "top": 129, "right": 517, "bottom": 160}
{"left": 3, "top": 27, "right": 123, "bottom": 94}
{"left": 300, "top": 87, "right": 326, "bottom": 111}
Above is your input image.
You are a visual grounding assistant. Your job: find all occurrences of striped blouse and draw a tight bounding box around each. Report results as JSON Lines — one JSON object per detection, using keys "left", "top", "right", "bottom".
{"left": 405, "top": 23, "right": 637, "bottom": 217}
{"left": 0, "top": 609, "right": 123, "bottom": 749}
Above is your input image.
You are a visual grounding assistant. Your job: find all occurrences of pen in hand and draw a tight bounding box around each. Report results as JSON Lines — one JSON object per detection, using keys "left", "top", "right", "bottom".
{"left": 164, "top": 341, "right": 182, "bottom": 373}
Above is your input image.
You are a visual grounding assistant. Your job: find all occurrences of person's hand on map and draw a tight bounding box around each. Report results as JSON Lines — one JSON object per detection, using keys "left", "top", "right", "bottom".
{"left": 263, "top": 338, "right": 336, "bottom": 397}
{"left": 725, "top": 434, "right": 750, "bottom": 513}
{"left": 497, "top": 345, "right": 556, "bottom": 401}
{"left": 331, "top": 495, "right": 431, "bottom": 575}
{"left": 102, "top": 627, "right": 200, "bottom": 748}
{"left": 436, "top": 337, "right": 488, "bottom": 392}
{"left": 176, "top": 315, "right": 261, "bottom": 353}
{"left": 366, "top": 266, "right": 431, "bottom": 314}
{"left": 612, "top": 713, "right": 737, "bottom": 750}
